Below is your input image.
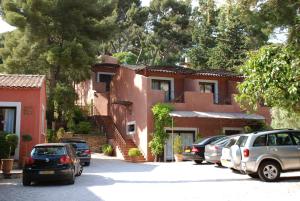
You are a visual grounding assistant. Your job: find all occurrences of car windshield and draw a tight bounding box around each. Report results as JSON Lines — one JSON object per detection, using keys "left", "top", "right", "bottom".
{"left": 32, "top": 146, "right": 66, "bottom": 156}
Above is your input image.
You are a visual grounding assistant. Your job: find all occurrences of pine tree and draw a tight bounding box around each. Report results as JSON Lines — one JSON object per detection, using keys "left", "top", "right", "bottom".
{"left": 0, "top": 0, "right": 117, "bottom": 125}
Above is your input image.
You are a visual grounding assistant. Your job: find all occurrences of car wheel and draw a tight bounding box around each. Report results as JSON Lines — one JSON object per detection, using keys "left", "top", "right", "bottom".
{"left": 76, "top": 165, "right": 83, "bottom": 176}
{"left": 194, "top": 160, "right": 203, "bottom": 164}
{"left": 216, "top": 162, "right": 223, "bottom": 167}
{"left": 22, "top": 175, "right": 31, "bottom": 186}
{"left": 248, "top": 173, "right": 259, "bottom": 179}
{"left": 258, "top": 161, "right": 281, "bottom": 182}
{"left": 67, "top": 170, "right": 75, "bottom": 185}
{"left": 85, "top": 162, "right": 90, "bottom": 166}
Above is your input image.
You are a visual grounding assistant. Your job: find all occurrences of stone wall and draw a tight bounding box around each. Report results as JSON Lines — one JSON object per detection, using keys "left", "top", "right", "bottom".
{"left": 71, "top": 134, "right": 107, "bottom": 153}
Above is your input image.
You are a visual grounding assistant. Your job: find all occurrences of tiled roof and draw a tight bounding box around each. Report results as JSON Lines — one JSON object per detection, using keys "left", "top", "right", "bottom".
{"left": 135, "top": 65, "right": 242, "bottom": 78}
{"left": 194, "top": 69, "right": 243, "bottom": 78}
{"left": 0, "top": 74, "right": 45, "bottom": 88}
{"left": 135, "top": 65, "right": 196, "bottom": 75}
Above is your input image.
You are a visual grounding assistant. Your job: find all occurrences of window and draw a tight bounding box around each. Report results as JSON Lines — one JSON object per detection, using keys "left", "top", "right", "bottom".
{"left": 127, "top": 121, "right": 136, "bottom": 135}
{"left": 151, "top": 79, "right": 172, "bottom": 101}
{"left": 199, "top": 81, "right": 218, "bottom": 103}
{"left": 291, "top": 132, "right": 300, "bottom": 145}
{"left": 223, "top": 127, "right": 243, "bottom": 136}
{"left": 0, "top": 107, "right": 16, "bottom": 133}
{"left": 97, "top": 73, "right": 114, "bottom": 92}
{"left": 267, "top": 133, "right": 294, "bottom": 146}
{"left": 237, "top": 136, "right": 248, "bottom": 147}
{"left": 199, "top": 82, "right": 215, "bottom": 93}
{"left": 253, "top": 135, "right": 266, "bottom": 147}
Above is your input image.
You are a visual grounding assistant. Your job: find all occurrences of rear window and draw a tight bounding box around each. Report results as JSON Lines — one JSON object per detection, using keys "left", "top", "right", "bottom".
{"left": 32, "top": 146, "right": 66, "bottom": 156}
{"left": 74, "top": 142, "right": 89, "bottom": 149}
{"left": 211, "top": 137, "right": 228, "bottom": 145}
{"left": 224, "top": 138, "right": 237, "bottom": 148}
{"left": 236, "top": 136, "right": 248, "bottom": 147}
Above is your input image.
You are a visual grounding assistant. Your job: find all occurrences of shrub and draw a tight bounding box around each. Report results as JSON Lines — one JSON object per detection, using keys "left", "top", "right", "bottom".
{"left": 56, "top": 127, "right": 65, "bottom": 140}
{"left": 0, "top": 134, "right": 9, "bottom": 159}
{"left": 75, "top": 121, "right": 92, "bottom": 134}
{"left": 102, "top": 144, "right": 113, "bottom": 156}
{"left": 47, "top": 129, "right": 57, "bottom": 143}
{"left": 5, "top": 134, "right": 19, "bottom": 158}
{"left": 173, "top": 135, "right": 183, "bottom": 154}
{"left": 128, "top": 148, "right": 142, "bottom": 157}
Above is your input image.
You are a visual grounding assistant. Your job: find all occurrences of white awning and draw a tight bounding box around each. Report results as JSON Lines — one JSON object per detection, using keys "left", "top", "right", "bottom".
{"left": 169, "top": 111, "right": 265, "bottom": 120}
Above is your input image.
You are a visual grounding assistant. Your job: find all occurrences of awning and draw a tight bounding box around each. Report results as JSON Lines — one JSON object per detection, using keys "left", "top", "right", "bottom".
{"left": 169, "top": 111, "right": 265, "bottom": 120}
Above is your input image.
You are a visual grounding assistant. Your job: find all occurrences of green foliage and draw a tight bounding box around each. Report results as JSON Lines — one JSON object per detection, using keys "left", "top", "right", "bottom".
{"left": 53, "top": 83, "right": 78, "bottom": 123}
{"left": 0, "top": 134, "right": 9, "bottom": 159}
{"left": 0, "top": 0, "right": 117, "bottom": 124}
{"left": 128, "top": 148, "right": 142, "bottom": 157}
{"left": 75, "top": 121, "right": 92, "bottom": 134}
{"left": 236, "top": 45, "right": 300, "bottom": 112}
{"left": 113, "top": 52, "right": 138, "bottom": 64}
{"left": 271, "top": 107, "right": 300, "bottom": 129}
{"left": 195, "top": 133, "right": 203, "bottom": 143}
{"left": 5, "top": 134, "right": 18, "bottom": 158}
{"left": 47, "top": 129, "right": 57, "bottom": 143}
{"left": 173, "top": 135, "right": 183, "bottom": 154}
{"left": 102, "top": 144, "right": 113, "bottom": 156}
{"left": 188, "top": 0, "right": 268, "bottom": 70}
{"left": 21, "top": 134, "right": 32, "bottom": 142}
{"left": 149, "top": 103, "right": 173, "bottom": 159}
{"left": 56, "top": 127, "right": 65, "bottom": 140}
{"left": 243, "top": 120, "right": 270, "bottom": 133}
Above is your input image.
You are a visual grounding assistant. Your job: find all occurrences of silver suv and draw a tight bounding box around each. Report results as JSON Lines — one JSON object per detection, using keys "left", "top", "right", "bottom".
{"left": 230, "top": 129, "right": 300, "bottom": 182}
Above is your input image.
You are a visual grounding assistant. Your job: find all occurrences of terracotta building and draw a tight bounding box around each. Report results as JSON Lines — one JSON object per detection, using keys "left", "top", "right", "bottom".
{"left": 0, "top": 74, "right": 47, "bottom": 160}
{"left": 76, "top": 56, "right": 270, "bottom": 161}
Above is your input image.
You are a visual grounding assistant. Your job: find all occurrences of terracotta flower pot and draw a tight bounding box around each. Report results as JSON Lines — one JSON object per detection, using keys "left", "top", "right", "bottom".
{"left": 1, "top": 159, "right": 14, "bottom": 174}
{"left": 174, "top": 154, "right": 183, "bottom": 162}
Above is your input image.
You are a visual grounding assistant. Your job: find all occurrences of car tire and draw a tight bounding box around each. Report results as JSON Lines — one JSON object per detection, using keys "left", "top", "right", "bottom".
{"left": 258, "top": 161, "right": 281, "bottom": 182}
{"left": 67, "top": 170, "right": 75, "bottom": 185}
{"left": 248, "top": 173, "right": 259, "bottom": 179}
{"left": 85, "top": 162, "right": 90, "bottom": 166}
{"left": 22, "top": 175, "right": 31, "bottom": 186}
{"left": 194, "top": 160, "right": 203, "bottom": 164}
{"left": 76, "top": 165, "right": 83, "bottom": 176}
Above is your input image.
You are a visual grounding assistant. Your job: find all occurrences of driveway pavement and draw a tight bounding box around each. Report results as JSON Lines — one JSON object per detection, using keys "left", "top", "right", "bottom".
{"left": 0, "top": 153, "right": 300, "bottom": 201}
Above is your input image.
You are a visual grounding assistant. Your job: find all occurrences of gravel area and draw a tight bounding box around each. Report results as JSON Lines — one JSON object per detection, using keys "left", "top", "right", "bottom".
{"left": 0, "top": 153, "right": 300, "bottom": 201}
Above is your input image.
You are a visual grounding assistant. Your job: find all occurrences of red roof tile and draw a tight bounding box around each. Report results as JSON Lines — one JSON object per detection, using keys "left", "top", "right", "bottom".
{"left": 0, "top": 74, "right": 45, "bottom": 88}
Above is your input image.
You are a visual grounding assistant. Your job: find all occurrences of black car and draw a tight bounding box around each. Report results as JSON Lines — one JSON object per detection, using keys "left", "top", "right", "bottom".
{"left": 60, "top": 138, "right": 91, "bottom": 166}
{"left": 23, "top": 143, "right": 83, "bottom": 186}
{"left": 183, "top": 135, "right": 225, "bottom": 164}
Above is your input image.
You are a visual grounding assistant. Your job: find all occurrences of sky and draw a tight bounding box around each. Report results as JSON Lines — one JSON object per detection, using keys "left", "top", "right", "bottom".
{"left": 0, "top": 0, "right": 286, "bottom": 43}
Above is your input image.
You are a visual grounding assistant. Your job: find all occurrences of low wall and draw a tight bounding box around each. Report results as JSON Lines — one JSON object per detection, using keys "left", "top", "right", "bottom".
{"left": 72, "top": 134, "right": 108, "bottom": 153}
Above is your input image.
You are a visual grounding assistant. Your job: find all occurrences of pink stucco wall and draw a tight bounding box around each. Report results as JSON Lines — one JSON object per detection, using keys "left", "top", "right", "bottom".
{"left": 0, "top": 80, "right": 46, "bottom": 161}
{"left": 110, "top": 67, "right": 149, "bottom": 158}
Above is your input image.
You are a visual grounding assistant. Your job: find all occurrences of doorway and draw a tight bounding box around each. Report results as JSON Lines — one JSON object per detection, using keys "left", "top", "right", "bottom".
{"left": 0, "top": 107, "right": 16, "bottom": 133}
{"left": 165, "top": 130, "right": 196, "bottom": 161}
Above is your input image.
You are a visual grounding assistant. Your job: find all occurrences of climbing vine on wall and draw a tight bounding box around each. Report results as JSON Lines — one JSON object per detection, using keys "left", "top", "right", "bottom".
{"left": 149, "top": 103, "right": 173, "bottom": 161}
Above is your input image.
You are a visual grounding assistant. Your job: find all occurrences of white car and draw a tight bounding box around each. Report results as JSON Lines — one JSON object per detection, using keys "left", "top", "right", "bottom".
{"left": 220, "top": 135, "right": 248, "bottom": 170}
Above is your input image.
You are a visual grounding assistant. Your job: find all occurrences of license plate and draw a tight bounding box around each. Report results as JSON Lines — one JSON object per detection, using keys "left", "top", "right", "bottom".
{"left": 39, "top": 171, "right": 54, "bottom": 175}
{"left": 185, "top": 150, "right": 191, "bottom": 153}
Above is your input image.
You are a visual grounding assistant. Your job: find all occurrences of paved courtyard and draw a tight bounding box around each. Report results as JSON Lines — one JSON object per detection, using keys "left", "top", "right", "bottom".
{"left": 0, "top": 153, "right": 300, "bottom": 201}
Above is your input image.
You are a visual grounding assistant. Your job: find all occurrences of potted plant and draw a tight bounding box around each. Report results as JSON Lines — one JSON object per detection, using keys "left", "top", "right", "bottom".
{"left": 1, "top": 134, "right": 19, "bottom": 175}
{"left": 173, "top": 135, "right": 183, "bottom": 162}
{"left": 102, "top": 144, "right": 113, "bottom": 156}
{"left": 128, "top": 148, "right": 142, "bottom": 163}
{"left": 21, "top": 134, "right": 32, "bottom": 167}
